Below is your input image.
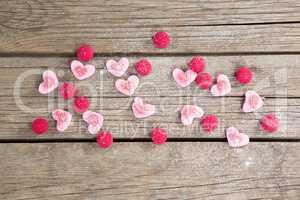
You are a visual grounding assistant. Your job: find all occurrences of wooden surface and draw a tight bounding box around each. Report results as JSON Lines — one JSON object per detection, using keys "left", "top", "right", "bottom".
{"left": 0, "top": 0, "right": 300, "bottom": 199}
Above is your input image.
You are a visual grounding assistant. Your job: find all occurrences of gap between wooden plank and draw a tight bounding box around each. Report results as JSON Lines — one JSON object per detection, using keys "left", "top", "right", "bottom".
{"left": 0, "top": 138, "right": 299, "bottom": 143}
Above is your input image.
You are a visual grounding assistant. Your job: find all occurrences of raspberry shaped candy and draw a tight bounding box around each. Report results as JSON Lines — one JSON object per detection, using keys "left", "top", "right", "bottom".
{"left": 188, "top": 57, "right": 205, "bottom": 73}
{"left": 135, "top": 59, "right": 152, "bottom": 76}
{"left": 259, "top": 114, "right": 279, "bottom": 133}
{"left": 97, "top": 130, "right": 113, "bottom": 149}
{"left": 152, "top": 31, "right": 171, "bottom": 49}
{"left": 235, "top": 66, "right": 253, "bottom": 84}
{"left": 200, "top": 115, "right": 218, "bottom": 134}
{"left": 150, "top": 127, "right": 168, "bottom": 145}
{"left": 73, "top": 96, "right": 90, "bottom": 113}
{"left": 32, "top": 118, "right": 48, "bottom": 135}
{"left": 59, "top": 82, "right": 77, "bottom": 100}
{"left": 195, "top": 72, "right": 212, "bottom": 90}
{"left": 76, "top": 44, "right": 94, "bottom": 62}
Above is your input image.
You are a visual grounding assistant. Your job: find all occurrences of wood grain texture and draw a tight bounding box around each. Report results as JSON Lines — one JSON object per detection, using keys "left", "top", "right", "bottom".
{"left": 0, "top": 142, "right": 299, "bottom": 200}
{"left": 0, "top": 55, "right": 299, "bottom": 139}
{"left": 1, "top": 0, "right": 300, "bottom": 53}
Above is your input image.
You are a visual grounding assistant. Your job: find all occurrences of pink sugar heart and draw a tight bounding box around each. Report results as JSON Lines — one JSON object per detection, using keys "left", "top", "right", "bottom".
{"left": 106, "top": 57, "right": 129, "bottom": 77}
{"left": 181, "top": 105, "right": 204, "bottom": 126}
{"left": 132, "top": 97, "right": 155, "bottom": 119}
{"left": 83, "top": 111, "right": 104, "bottom": 134}
{"left": 52, "top": 109, "right": 72, "bottom": 132}
{"left": 173, "top": 68, "right": 197, "bottom": 88}
{"left": 210, "top": 74, "right": 231, "bottom": 96}
{"left": 226, "top": 127, "right": 249, "bottom": 148}
{"left": 243, "top": 90, "right": 263, "bottom": 112}
{"left": 38, "top": 70, "right": 59, "bottom": 94}
{"left": 71, "top": 60, "right": 95, "bottom": 80}
{"left": 115, "top": 75, "right": 139, "bottom": 96}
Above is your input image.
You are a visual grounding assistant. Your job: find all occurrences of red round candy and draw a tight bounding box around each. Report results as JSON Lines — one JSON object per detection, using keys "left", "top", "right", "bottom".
{"left": 152, "top": 31, "right": 171, "bottom": 49}
{"left": 200, "top": 115, "right": 218, "bottom": 134}
{"left": 59, "top": 82, "right": 77, "bottom": 100}
{"left": 97, "top": 130, "right": 113, "bottom": 149}
{"left": 76, "top": 44, "right": 94, "bottom": 62}
{"left": 188, "top": 57, "right": 205, "bottom": 73}
{"left": 73, "top": 96, "right": 90, "bottom": 113}
{"left": 135, "top": 59, "right": 152, "bottom": 76}
{"left": 235, "top": 66, "right": 253, "bottom": 84}
{"left": 150, "top": 127, "right": 168, "bottom": 145}
{"left": 32, "top": 118, "right": 48, "bottom": 135}
{"left": 195, "top": 72, "right": 212, "bottom": 89}
{"left": 259, "top": 114, "right": 279, "bottom": 133}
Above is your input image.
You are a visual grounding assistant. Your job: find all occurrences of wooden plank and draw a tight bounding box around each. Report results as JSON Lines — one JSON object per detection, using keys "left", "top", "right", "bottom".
{"left": 0, "top": 55, "right": 298, "bottom": 97}
{"left": 0, "top": 142, "right": 299, "bottom": 199}
{"left": 1, "top": 0, "right": 300, "bottom": 53}
{"left": 0, "top": 96, "right": 298, "bottom": 139}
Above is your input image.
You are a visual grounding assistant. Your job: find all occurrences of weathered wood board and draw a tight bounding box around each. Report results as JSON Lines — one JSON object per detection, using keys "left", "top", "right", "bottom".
{"left": 0, "top": 55, "right": 299, "bottom": 139}
{"left": 0, "top": 142, "right": 299, "bottom": 200}
{"left": 1, "top": 1, "right": 300, "bottom": 53}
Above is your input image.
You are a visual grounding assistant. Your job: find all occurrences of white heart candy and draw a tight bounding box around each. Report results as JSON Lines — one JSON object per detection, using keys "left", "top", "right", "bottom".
{"left": 210, "top": 74, "right": 231, "bottom": 96}
{"left": 226, "top": 127, "right": 249, "bottom": 148}
{"left": 242, "top": 90, "right": 264, "bottom": 112}
{"left": 132, "top": 97, "right": 155, "bottom": 119}
{"left": 173, "top": 68, "right": 197, "bottom": 88}
{"left": 181, "top": 105, "right": 204, "bottom": 126}
{"left": 52, "top": 109, "right": 72, "bottom": 132}
{"left": 115, "top": 75, "right": 139, "bottom": 96}
{"left": 83, "top": 111, "right": 104, "bottom": 134}
{"left": 106, "top": 58, "right": 129, "bottom": 77}
{"left": 71, "top": 60, "right": 95, "bottom": 80}
{"left": 38, "top": 70, "right": 59, "bottom": 94}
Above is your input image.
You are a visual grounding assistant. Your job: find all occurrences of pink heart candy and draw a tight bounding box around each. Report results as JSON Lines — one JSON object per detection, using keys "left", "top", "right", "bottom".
{"left": 173, "top": 68, "right": 197, "bottom": 88}
{"left": 106, "top": 58, "right": 129, "bottom": 77}
{"left": 83, "top": 111, "right": 104, "bottom": 134}
{"left": 226, "top": 127, "right": 249, "bottom": 148}
{"left": 210, "top": 74, "right": 231, "bottom": 96}
{"left": 71, "top": 60, "right": 95, "bottom": 80}
{"left": 115, "top": 75, "right": 139, "bottom": 96}
{"left": 38, "top": 70, "right": 59, "bottom": 94}
{"left": 181, "top": 105, "right": 204, "bottom": 126}
{"left": 243, "top": 90, "right": 263, "bottom": 112}
{"left": 52, "top": 109, "right": 72, "bottom": 132}
{"left": 132, "top": 97, "right": 155, "bottom": 119}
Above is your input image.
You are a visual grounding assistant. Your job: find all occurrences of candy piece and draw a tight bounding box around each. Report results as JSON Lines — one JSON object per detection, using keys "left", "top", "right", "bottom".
{"left": 76, "top": 44, "right": 94, "bottom": 62}
{"left": 188, "top": 57, "right": 205, "bottom": 73}
{"left": 242, "top": 90, "right": 263, "bottom": 112}
{"left": 71, "top": 60, "right": 95, "bottom": 80}
{"left": 38, "top": 70, "right": 59, "bottom": 94}
{"left": 106, "top": 57, "right": 129, "bottom": 77}
{"left": 259, "top": 114, "right": 279, "bottom": 133}
{"left": 132, "top": 97, "right": 155, "bottom": 119}
{"left": 135, "top": 59, "right": 152, "bottom": 76}
{"left": 226, "top": 127, "right": 249, "bottom": 148}
{"left": 52, "top": 109, "right": 72, "bottom": 132}
{"left": 97, "top": 130, "right": 113, "bottom": 149}
{"left": 59, "top": 82, "right": 77, "bottom": 100}
{"left": 210, "top": 74, "right": 231, "bottom": 96}
{"left": 181, "top": 105, "right": 204, "bottom": 126}
{"left": 73, "top": 96, "right": 90, "bottom": 113}
{"left": 235, "top": 66, "right": 253, "bottom": 84}
{"left": 115, "top": 75, "right": 139, "bottom": 96}
{"left": 152, "top": 31, "right": 171, "bottom": 49}
{"left": 195, "top": 72, "right": 212, "bottom": 90}
{"left": 32, "top": 118, "right": 48, "bottom": 135}
{"left": 200, "top": 115, "right": 218, "bottom": 134}
{"left": 83, "top": 111, "right": 104, "bottom": 134}
{"left": 173, "top": 68, "right": 197, "bottom": 88}
{"left": 150, "top": 128, "right": 168, "bottom": 145}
